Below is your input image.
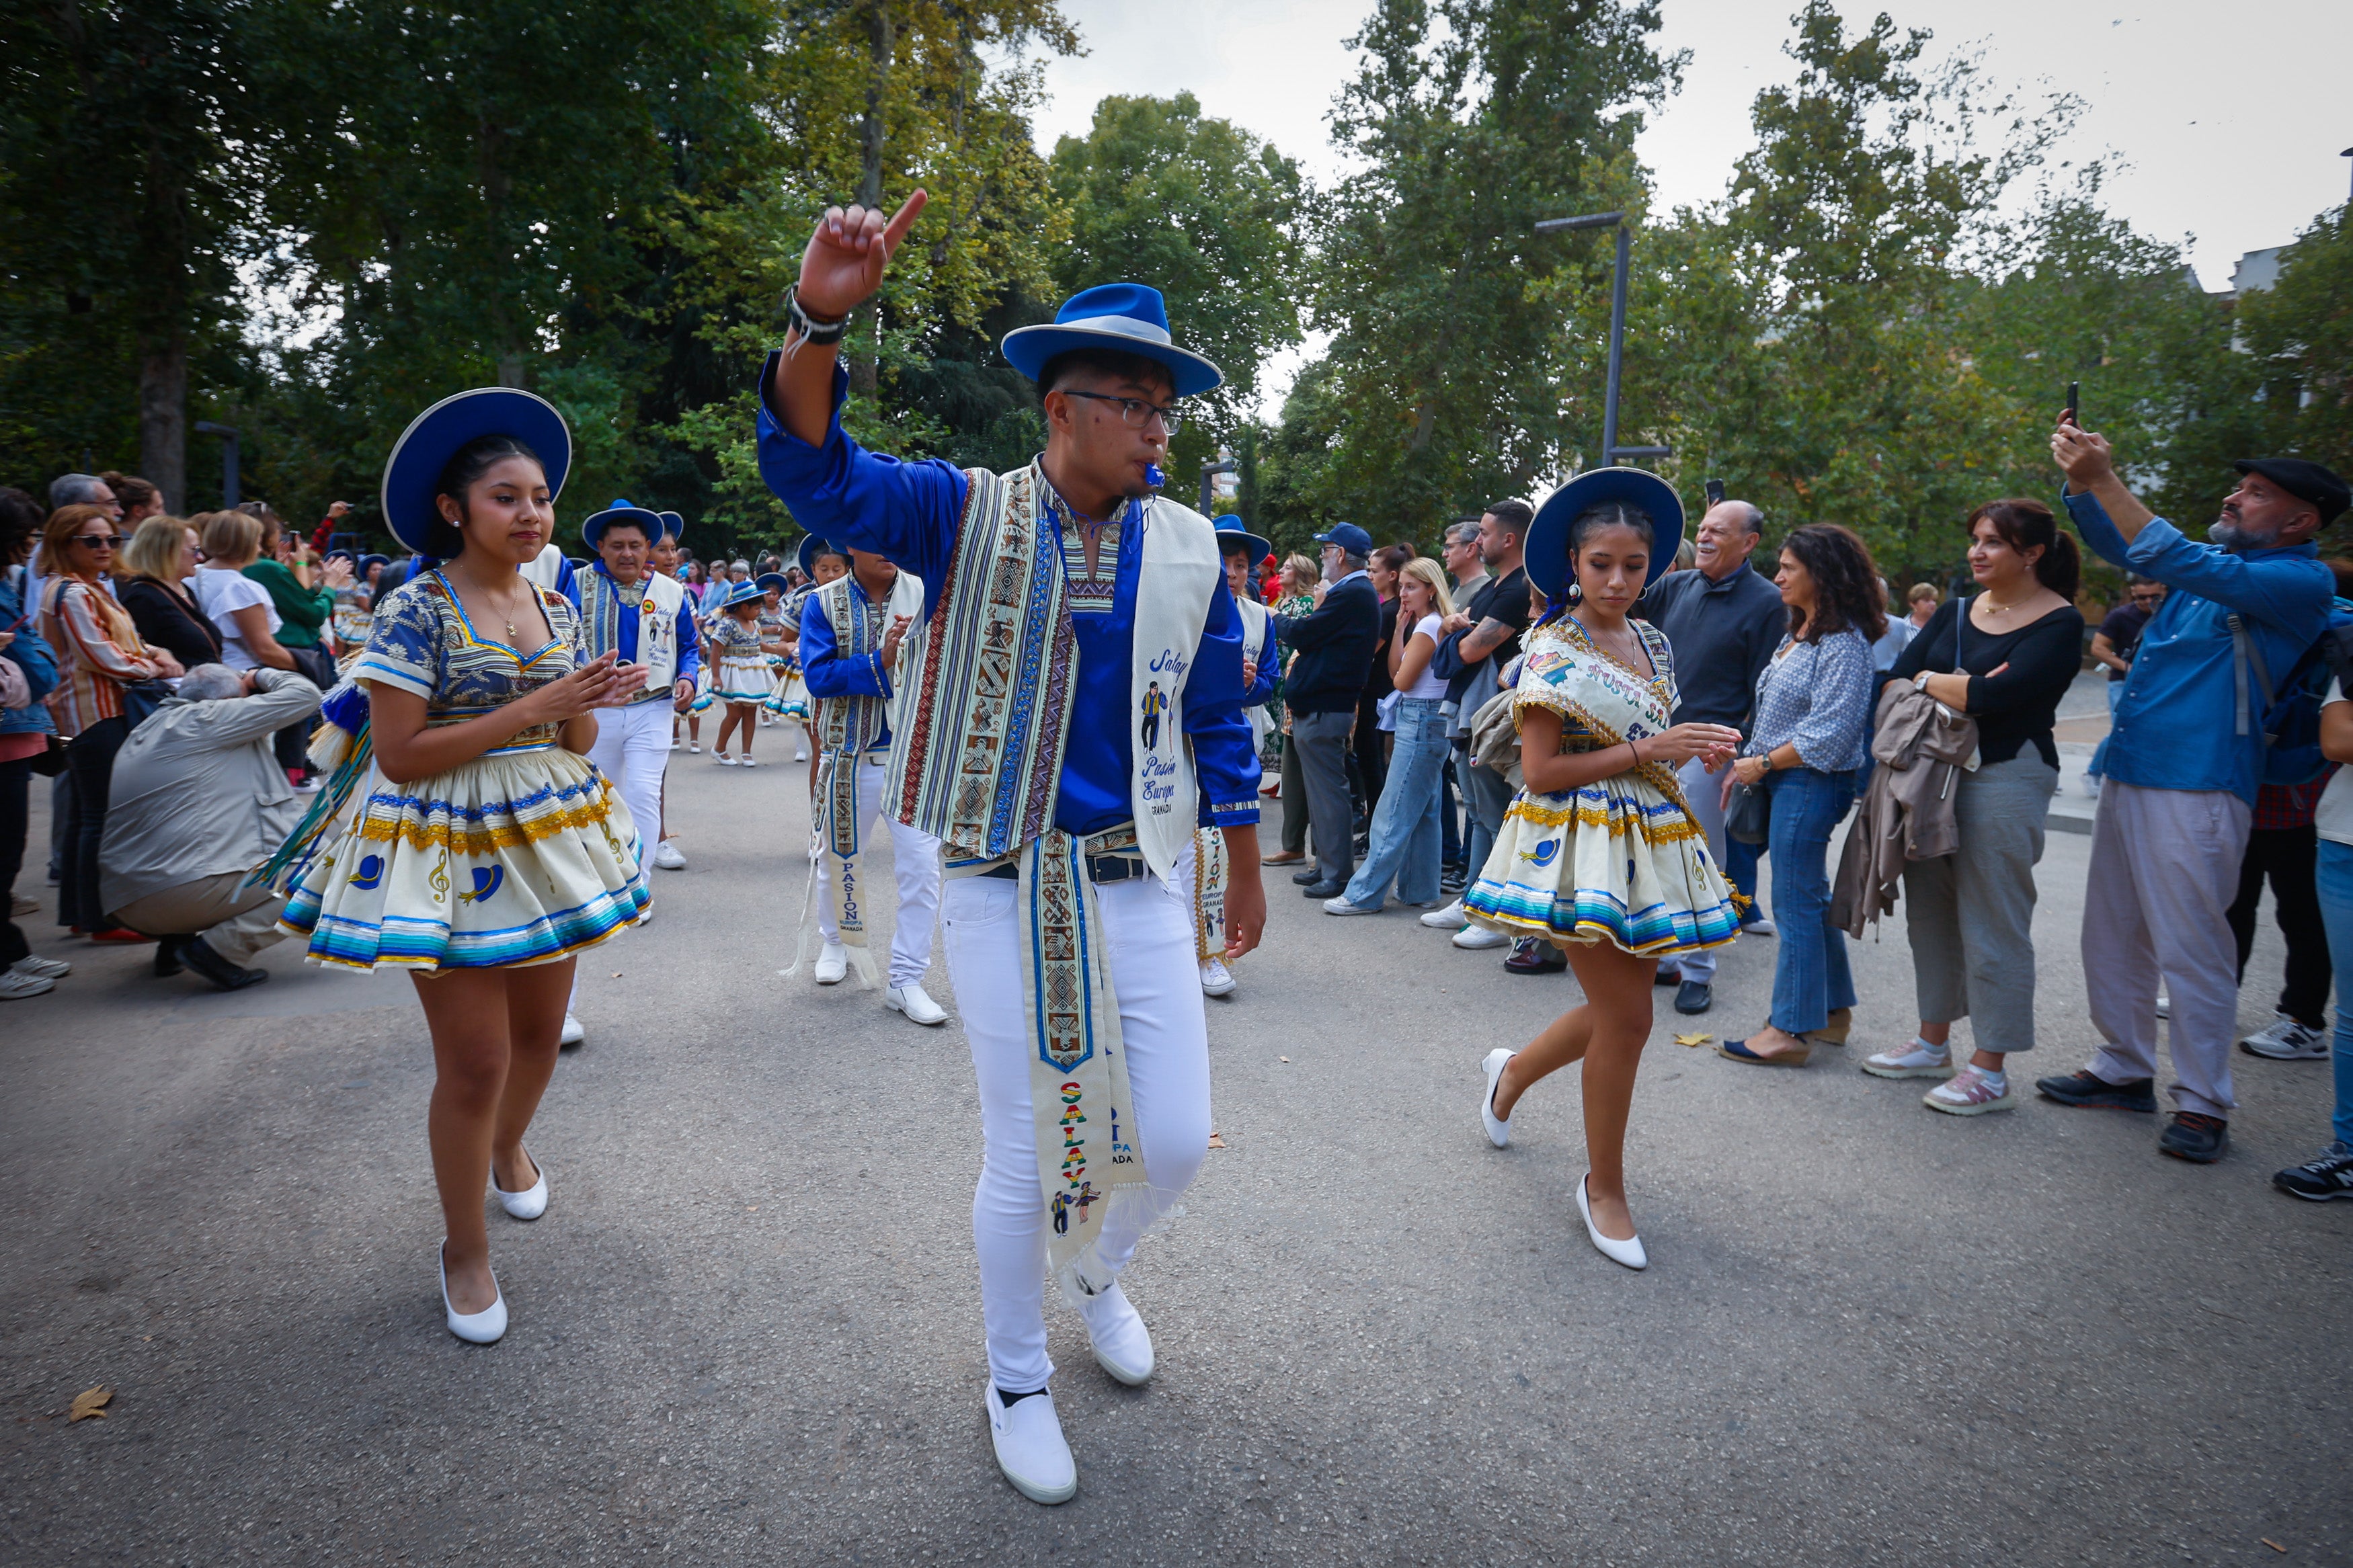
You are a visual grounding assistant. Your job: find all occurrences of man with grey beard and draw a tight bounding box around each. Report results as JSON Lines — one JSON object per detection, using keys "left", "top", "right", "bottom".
{"left": 2046, "top": 421, "right": 2342, "bottom": 1166}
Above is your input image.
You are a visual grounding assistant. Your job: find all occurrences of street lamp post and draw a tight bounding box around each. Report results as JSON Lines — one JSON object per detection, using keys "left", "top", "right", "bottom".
{"left": 193, "top": 421, "right": 240, "bottom": 507}
{"left": 1199, "top": 458, "right": 1237, "bottom": 517}
{"left": 1534, "top": 209, "right": 1671, "bottom": 469}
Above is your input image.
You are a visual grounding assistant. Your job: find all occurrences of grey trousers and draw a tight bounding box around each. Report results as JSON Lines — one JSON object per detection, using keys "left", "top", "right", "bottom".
{"left": 1460, "top": 748, "right": 1516, "bottom": 889}
{"left": 1902, "top": 755, "right": 2056, "bottom": 1053}
{"left": 2079, "top": 780, "right": 2252, "bottom": 1118}
{"left": 114, "top": 871, "right": 288, "bottom": 968}
{"left": 1291, "top": 710, "right": 1357, "bottom": 885}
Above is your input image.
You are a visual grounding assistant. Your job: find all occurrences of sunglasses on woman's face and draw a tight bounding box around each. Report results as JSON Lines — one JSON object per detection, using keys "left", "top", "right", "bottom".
{"left": 73, "top": 534, "right": 116, "bottom": 550}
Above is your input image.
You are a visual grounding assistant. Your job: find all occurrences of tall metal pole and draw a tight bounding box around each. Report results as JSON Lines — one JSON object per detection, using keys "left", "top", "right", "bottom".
{"left": 194, "top": 421, "right": 239, "bottom": 507}
{"left": 1602, "top": 224, "right": 1630, "bottom": 464}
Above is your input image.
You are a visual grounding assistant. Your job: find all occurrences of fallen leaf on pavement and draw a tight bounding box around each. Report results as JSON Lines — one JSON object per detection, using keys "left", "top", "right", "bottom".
{"left": 2262, "top": 1541, "right": 2286, "bottom": 1554}
{"left": 1674, "top": 1032, "right": 1712, "bottom": 1047}
{"left": 1207, "top": 1132, "right": 1227, "bottom": 1149}
{"left": 1279, "top": 1056, "right": 1289, "bottom": 1063}
{"left": 69, "top": 1388, "right": 110, "bottom": 1422}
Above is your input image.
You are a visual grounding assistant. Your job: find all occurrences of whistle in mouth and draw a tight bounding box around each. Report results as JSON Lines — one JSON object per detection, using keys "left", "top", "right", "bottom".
{"left": 1144, "top": 463, "right": 1166, "bottom": 489}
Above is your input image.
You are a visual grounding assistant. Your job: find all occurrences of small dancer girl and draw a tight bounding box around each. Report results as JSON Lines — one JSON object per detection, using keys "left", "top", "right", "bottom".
{"left": 706, "top": 579, "right": 774, "bottom": 765}
{"left": 1466, "top": 469, "right": 1743, "bottom": 1271}
{"left": 262, "top": 388, "right": 649, "bottom": 1343}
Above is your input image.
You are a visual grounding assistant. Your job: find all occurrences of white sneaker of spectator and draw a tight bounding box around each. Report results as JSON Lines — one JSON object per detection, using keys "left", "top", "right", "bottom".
{"left": 1420, "top": 898, "right": 1466, "bottom": 930}
{"left": 2239, "top": 1012, "right": 2328, "bottom": 1061}
{"left": 1452, "top": 924, "right": 1509, "bottom": 950}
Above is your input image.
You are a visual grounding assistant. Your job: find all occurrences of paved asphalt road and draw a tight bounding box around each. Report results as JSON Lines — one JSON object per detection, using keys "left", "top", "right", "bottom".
{"left": 4, "top": 743, "right": 2347, "bottom": 1565}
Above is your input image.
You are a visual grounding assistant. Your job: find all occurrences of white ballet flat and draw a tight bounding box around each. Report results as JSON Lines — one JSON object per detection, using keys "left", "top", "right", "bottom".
{"left": 491, "top": 1148, "right": 547, "bottom": 1221}
{"left": 558, "top": 1014, "right": 584, "bottom": 1047}
{"left": 739, "top": 754, "right": 758, "bottom": 768}
{"left": 1480, "top": 1047, "right": 1515, "bottom": 1149}
{"left": 1575, "top": 1174, "right": 1647, "bottom": 1271}
{"left": 1078, "top": 1282, "right": 1154, "bottom": 1386}
{"left": 984, "top": 1383, "right": 1077, "bottom": 1505}
{"left": 439, "top": 1244, "right": 508, "bottom": 1344}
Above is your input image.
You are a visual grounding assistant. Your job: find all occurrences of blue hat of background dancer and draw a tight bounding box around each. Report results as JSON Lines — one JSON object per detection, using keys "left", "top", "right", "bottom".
{"left": 754, "top": 571, "right": 789, "bottom": 595}
{"left": 1525, "top": 467, "right": 1686, "bottom": 597}
{"left": 797, "top": 534, "right": 848, "bottom": 577}
{"left": 1000, "top": 283, "right": 1223, "bottom": 399}
{"left": 657, "top": 509, "right": 685, "bottom": 542}
{"left": 379, "top": 388, "right": 571, "bottom": 556}
{"left": 717, "top": 579, "right": 767, "bottom": 612}
{"left": 581, "top": 498, "right": 665, "bottom": 550}
{"left": 1213, "top": 515, "right": 1273, "bottom": 567}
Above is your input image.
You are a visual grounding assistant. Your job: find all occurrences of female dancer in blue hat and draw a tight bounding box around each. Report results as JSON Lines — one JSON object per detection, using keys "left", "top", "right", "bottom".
{"left": 1466, "top": 472, "right": 1745, "bottom": 1272}
{"left": 263, "top": 388, "right": 650, "bottom": 1344}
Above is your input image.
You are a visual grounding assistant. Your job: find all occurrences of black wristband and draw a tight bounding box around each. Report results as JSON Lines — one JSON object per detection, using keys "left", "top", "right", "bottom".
{"left": 783, "top": 285, "right": 850, "bottom": 346}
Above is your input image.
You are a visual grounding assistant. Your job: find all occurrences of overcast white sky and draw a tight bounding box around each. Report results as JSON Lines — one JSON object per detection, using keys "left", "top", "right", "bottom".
{"left": 1030, "top": 0, "right": 2353, "bottom": 412}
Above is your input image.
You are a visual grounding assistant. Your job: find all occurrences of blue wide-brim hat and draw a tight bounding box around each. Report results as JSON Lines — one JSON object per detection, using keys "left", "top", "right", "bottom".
{"left": 754, "top": 571, "right": 789, "bottom": 595}
{"left": 657, "top": 509, "right": 685, "bottom": 542}
{"left": 717, "top": 579, "right": 767, "bottom": 612}
{"left": 1213, "top": 515, "right": 1272, "bottom": 566}
{"left": 1001, "top": 283, "right": 1223, "bottom": 399}
{"left": 1526, "top": 468, "right": 1687, "bottom": 598}
{"left": 380, "top": 388, "right": 572, "bottom": 556}
{"left": 582, "top": 498, "right": 665, "bottom": 550}
{"left": 797, "top": 534, "right": 847, "bottom": 577}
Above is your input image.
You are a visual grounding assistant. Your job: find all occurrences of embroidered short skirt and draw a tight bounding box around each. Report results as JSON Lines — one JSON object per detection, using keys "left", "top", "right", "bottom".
{"left": 280, "top": 744, "right": 647, "bottom": 971}
{"left": 1464, "top": 774, "right": 1739, "bottom": 958}
{"left": 711, "top": 653, "right": 773, "bottom": 704}
{"left": 764, "top": 662, "right": 811, "bottom": 720}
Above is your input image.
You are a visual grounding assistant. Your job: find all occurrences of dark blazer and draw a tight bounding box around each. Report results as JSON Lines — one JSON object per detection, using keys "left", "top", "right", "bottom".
{"left": 1273, "top": 573, "right": 1381, "bottom": 715}
{"left": 118, "top": 576, "right": 225, "bottom": 669}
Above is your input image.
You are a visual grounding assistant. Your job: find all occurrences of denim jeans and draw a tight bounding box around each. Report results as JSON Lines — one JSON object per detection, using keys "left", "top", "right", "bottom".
{"left": 1766, "top": 766, "right": 1857, "bottom": 1034}
{"left": 1341, "top": 697, "right": 1449, "bottom": 909}
{"left": 2314, "top": 841, "right": 2353, "bottom": 1148}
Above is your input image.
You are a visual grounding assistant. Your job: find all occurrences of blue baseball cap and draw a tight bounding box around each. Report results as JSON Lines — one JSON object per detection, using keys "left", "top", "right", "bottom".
{"left": 1000, "top": 283, "right": 1222, "bottom": 398}
{"left": 1525, "top": 467, "right": 1687, "bottom": 597}
{"left": 1313, "top": 522, "right": 1373, "bottom": 556}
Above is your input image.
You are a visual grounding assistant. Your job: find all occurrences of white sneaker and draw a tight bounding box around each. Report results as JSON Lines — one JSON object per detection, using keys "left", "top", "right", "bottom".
{"left": 813, "top": 942, "right": 849, "bottom": 985}
{"left": 983, "top": 1383, "right": 1076, "bottom": 1505}
{"left": 1198, "top": 958, "right": 1236, "bottom": 997}
{"left": 1480, "top": 1047, "right": 1515, "bottom": 1149}
{"left": 1322, "top": 895, "right": 1382, "bottom": 915}
{"left": 794, "top": 743, "right": 809, "bottom": 762}
{"left": 1078, "top": 1282, "right": 1154, "bottom": 1385}
{"left": 1861, "top": 1038, "right": 1954, "bottom": 1079}
{"left": 1420, "top": 899, "right": 1466, "bottom": 930}
{"left": 558, "top": 1014, "right": 585, "bottom": 1047}
{"left": 2155, "top": 988, "right": 2169, "bottom": 1019}
{"left": 885, "top": 982, "right": 948, "bottom": 1025}
{"left": 1452, "top": 925, "right": 1509, "bottom": 950}
{"left": 2240, "top": 1012, "right": 2328, "bottom": 1061}
{"left": 1739, "top": 914, "right": 1778, "bottom": 937}
{"left": 1, "top": 969, "right": 56, "bottom": 1000}
{"left": 10, "top": 953, "right": 71, "bottom": 979}
{"left": 652, "top": 839, "right": 687, "bottom": 871}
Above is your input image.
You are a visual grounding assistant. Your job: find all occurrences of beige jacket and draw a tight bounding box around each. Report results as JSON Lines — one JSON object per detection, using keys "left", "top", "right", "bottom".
{"left": 1831, "top": 681, "right": 1978, "bottom": 938}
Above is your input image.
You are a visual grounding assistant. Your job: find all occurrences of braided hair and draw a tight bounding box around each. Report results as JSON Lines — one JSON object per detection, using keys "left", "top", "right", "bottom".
{"left": 1534, "top": 501, "right": 1656, "bottom": 630}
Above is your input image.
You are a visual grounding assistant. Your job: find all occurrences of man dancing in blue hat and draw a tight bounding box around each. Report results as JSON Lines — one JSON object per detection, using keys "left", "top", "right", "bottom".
{"left": 758, "top": 190, "right": 1265, "bottom": 1505}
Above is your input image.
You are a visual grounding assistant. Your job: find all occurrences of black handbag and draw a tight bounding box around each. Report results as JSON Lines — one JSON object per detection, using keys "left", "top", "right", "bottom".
{"left": 26, "top": 734, "right": 67, "bottom": 778}
{"left": 1725, "top": 777, "right": 1771, "bottom": 845}
{"left": 118, "top": 678, "right": 175, "bottom": 731}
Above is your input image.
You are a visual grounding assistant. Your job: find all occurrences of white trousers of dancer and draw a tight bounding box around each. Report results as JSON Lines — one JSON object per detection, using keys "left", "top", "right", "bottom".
{"left": 815, "top": 753, "right": 943, "bottom": 988}
{"left": 586, "top": 698, "right": 672, "bottom": 864}
{"left": 943, "top": 870, "right": 1211, "bottom": 1391}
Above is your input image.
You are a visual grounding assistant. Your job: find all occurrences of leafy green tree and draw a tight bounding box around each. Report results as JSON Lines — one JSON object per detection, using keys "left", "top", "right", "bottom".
{"left": 2235, "top": 203, "right": 2353, "bottom": 506}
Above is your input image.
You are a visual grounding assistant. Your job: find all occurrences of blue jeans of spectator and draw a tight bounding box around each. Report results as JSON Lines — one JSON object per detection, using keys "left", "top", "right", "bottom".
{"left": 2315, "top": 841, "right": 2353, "bottom": 1148}
{"left": 1342, "top": 698, "right": 1448, "bottom": 909}
{"left": 1766, "top": 766, "right": 1857, "bottom": 1034}
{"left": 2088, "top": 680, "right": 2122, "bottom": 781}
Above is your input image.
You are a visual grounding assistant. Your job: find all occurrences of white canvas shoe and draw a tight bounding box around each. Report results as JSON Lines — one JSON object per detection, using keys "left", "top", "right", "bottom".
{"left": 984, "top": 1384, "right": 1076, "bottom": 1505}
{"left": 1420, "top": 898, "right": 1466, "bottom": 929}
{"left": 652, "top": 839, "right": 687, "bottom": 871}
{"left": 813, "top": 943, "right": 850, "bottom": 985}
{"left": 1198, "top": 958, "right": 1236, "bottom": 997}
{"left": 1078, "top": 1282, "right": 1154, "bottom": 1385}
{"left": 558, "top": 1014, "right": 585, "bottom": 1047}
{"left": 885, "top": 982, "right": 948, "bottom": 1025}
{"left": 1452, "top": 925, "right": 1509, "bottom": 950}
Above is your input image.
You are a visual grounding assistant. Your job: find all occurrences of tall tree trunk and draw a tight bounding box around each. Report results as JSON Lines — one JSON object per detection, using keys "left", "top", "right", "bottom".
{"left": 849, "top": 0, "right": 894, "bottom": 399}
{"left": 138, "top": 339, "right": 188, "bottom": 510}
{"left": 479, "top": 108, "right": 526, "bottom": 388}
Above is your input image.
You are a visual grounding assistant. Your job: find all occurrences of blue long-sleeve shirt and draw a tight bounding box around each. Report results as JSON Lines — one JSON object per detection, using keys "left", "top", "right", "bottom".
{"left": 754, "top": 356, "right": 1260, "bottom": 835}
{"left": 799, "top": 577, "right": 898, "bottom": 750}
{"left": 2065, "top": 489, "right": 2333, "bottom": 806}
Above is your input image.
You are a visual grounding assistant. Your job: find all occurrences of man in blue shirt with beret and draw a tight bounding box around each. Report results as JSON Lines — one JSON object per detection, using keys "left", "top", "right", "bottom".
{"left": 2045, "top": 415, "right": 2341, "bottom": 1164}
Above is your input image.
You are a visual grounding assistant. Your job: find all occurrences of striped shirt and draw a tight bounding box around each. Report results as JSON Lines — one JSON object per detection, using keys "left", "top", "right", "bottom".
{"left": 39, "top": 576, "right": 160, "bottom": 737}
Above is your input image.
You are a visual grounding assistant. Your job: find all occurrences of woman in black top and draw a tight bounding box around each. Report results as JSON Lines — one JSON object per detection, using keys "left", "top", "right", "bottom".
{"left": 116, "top": 514, "right": 225, "bottom": 669}
{"left": 1863, "top": 499, "right": 2085, "bottom": 1114}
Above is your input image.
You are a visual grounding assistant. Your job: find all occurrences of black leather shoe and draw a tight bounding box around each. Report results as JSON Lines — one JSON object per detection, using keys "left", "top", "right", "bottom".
{"left": 1503, "top": 937, "right": 1566, "bottom": 975}
{"left": 1291, "top": 868, "right": 1323, "bottom": 886}
{"left": 2158, "top": 1111, "right": 2229, "bottom": 1163}
{"left": 2034, "top": 1069, "right": 2157, "bottom": 1112}
{"left": 1653, "top": 966, "right": 1681, "bottom": 987}
{"left": 152, "top": 936, "right": 187, "bottom": 979}
{"left": 181, "top": 936, "right": 269, "bottom": 993}
{"left": 1674, "top": 979, "right": 1713, "bottom": 1015}
{"left": 1299, "top": 880, "right": 1345, "bottom": 899}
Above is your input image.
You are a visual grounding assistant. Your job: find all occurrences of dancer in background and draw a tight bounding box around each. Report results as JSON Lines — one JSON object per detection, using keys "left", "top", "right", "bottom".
{"left": 574, "top": 499, "right": 698, "bottom": 873}
{"left": 705, "top": 580, "right": 776, "bottom": 766}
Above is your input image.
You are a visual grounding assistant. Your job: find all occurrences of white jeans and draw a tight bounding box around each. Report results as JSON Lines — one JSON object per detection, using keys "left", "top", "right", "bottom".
{"left": 943, "top": 871, "right": 1211, "bottom": 1391}
{"left": 815, "top": 754, "right": 943, "bottom": 988}
{"left": 587, "top": 698, "right": 672, "bottom": 862}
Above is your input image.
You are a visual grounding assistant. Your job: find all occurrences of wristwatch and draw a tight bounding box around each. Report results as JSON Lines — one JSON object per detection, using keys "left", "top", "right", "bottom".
{"left": 783, "top": 285, "right": 850, "bottom": 346}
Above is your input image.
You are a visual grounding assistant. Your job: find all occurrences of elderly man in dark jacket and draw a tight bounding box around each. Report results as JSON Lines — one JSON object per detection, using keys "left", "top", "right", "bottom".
{"left": 1273, "top": 523, "right": 1382, "bottom": 897}
{"left": 101, "top": 663, "right": 321, "bottom": 990}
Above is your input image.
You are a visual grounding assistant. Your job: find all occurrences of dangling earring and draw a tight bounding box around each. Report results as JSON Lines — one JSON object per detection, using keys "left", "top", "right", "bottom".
{"left": 1566, "top": 579, "right": 1584, "bottom": 604}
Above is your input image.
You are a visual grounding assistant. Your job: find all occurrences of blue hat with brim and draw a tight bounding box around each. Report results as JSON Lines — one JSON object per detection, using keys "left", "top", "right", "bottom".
{"left": 1314, "top": 522, "right": 1373, "bottom": 556}
{"left": 582, "top": 498, "right": 664, "bottom": 550}
{"left": 797, "top": 534, "right": 849, "bottom": 577}
{"left": 657, "top": 510, "right": 685, "bottom": 542}
{"left": 379, "top": 388, "right": 572, "bottom": 556}
{"left": 358, "top": 553, "right": 389, "bottom": 578}
{"left": 717, "top": 579, "right": 766, "bottom": 612}
{"left": 755, "top": 571, "right": 789, "bottom": 595}
{"left": 1000, "top": 283, "right": 1223, "bottom": 399}
{"left": 1213, "top": 516, "right": 1273, "bottom": 567}
{"left": 1525, "top": 467, "right": 1687, "bottom": 599}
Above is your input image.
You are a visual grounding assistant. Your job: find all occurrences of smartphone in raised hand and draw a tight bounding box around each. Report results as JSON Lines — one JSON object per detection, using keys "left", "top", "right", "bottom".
{"left": 2065, "top": 381, "right": 2079, "bottom": 426}
{"left": 1704, "top": 479, "right": 1726, "bottom": 508}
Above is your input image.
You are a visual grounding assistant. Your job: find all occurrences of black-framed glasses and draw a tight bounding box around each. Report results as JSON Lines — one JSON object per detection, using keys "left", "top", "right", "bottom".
{"left": 71, "top": 534, "right": 116, "bottom": 550}
{"left": 1061, "top": 388, "right": 1184, "bottom": 434}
